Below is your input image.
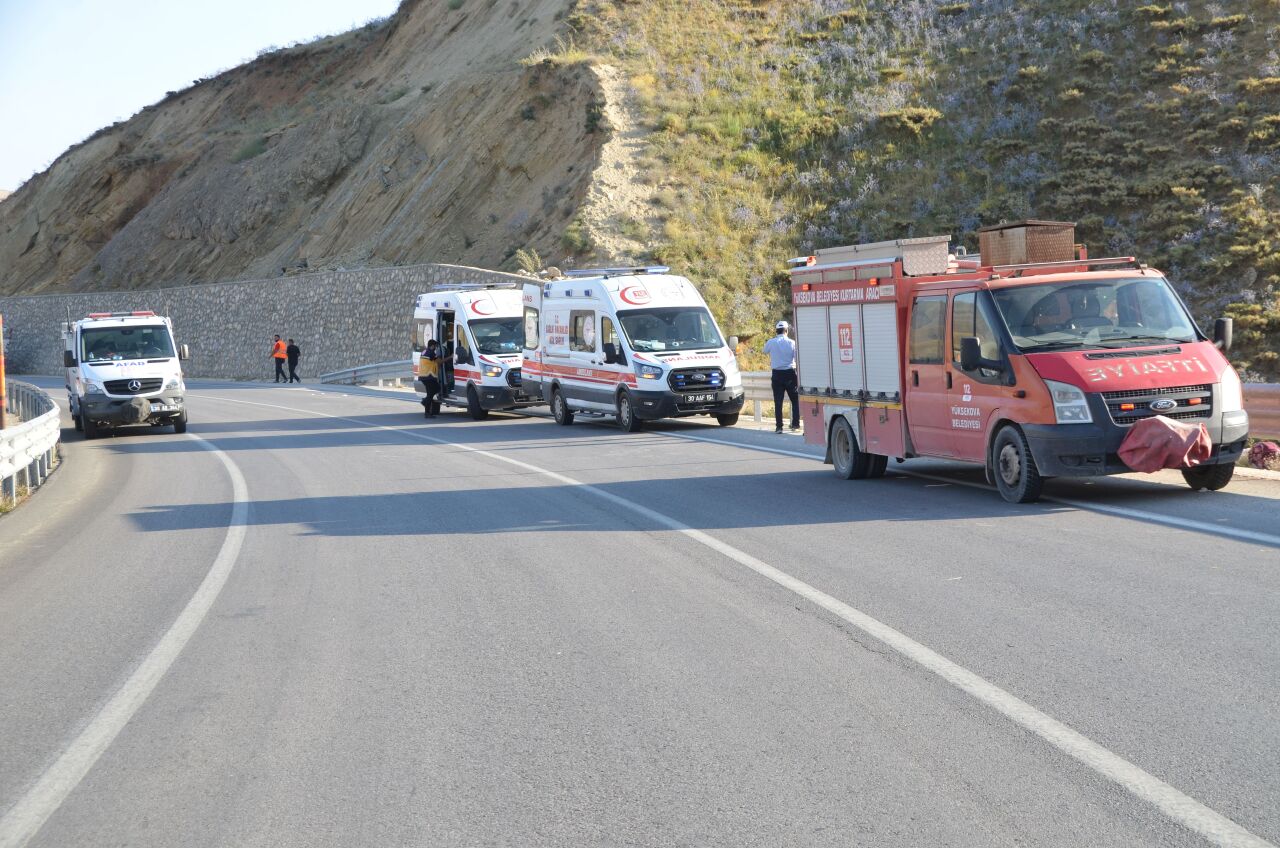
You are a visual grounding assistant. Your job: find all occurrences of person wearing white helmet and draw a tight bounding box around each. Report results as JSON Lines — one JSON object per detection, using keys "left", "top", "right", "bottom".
{"left": 764, "top": 319, "right": 800, "bottom": 433}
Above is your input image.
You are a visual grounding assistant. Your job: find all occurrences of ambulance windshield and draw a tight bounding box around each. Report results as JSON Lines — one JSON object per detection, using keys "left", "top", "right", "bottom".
{"left": 991, "top": 276, "right": 1198, "bottom": 353}
{"left": 618, "top": 307, "right": 724, "bottom": 352}
{"left": 468, "top": 317, "right": 524, "bottom": 354}
{"left": 81, "top": 325, "right": 175, "bottom": 362}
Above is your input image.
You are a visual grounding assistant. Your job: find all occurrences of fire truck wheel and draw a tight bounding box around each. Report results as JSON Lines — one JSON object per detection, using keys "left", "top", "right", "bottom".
{"left": 715, "top": 413, "right": 739, "bottom": 427}
{"left": 616, "top": 391, "right": 643, "bottom": 432}
{"left": 831, "top": 417, "right": 873, "bottom": 480}
{"left": 467, "top": 386, "right": 490, "bottom": 421}
{"left": 992, "top": 426, "right": 1044, "bottom": 504}
{"left": 1181, "top": 462, "right": 1234, "bottom": 491}
{"left": 551, "top": 388, "right": 575, "bottom": 426}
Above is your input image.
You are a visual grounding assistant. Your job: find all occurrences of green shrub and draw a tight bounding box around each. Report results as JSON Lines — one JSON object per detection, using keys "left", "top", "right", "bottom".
{"left": 231, "top": 137, "right": 267, "bottom": 163}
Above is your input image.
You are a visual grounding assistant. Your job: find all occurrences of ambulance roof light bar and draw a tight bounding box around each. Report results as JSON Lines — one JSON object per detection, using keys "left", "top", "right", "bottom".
{"left": 563, "top": 266, "right": 670, "bottom": 278}
{"left": 424, "top": 281, "right": 522, "bottom": 293}
{"left": 86, "top": 310, "right": 156, "bottom": 319}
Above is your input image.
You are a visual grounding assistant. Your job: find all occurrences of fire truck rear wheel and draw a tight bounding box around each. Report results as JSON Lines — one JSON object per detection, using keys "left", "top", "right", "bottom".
{"left": 551, "top": 388, "right": 574, "bottom": 426}
{"left": 467, "top": 386, "right": 489, "bottom": 421}
{"left": 616, "top": 391, "right": 642, "bottom": 432}
{"left": 992, "top": 426, "right": 1044, "bottom": 504}
{"left": 831, "top": 417, "right": 873, "bottom": 480}
{"left": 1181, "top": 462, "right": 1234, "bottom": 491}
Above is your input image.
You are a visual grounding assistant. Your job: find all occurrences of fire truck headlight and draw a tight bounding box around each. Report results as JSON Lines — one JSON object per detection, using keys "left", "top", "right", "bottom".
{"left": 482, "top": 364, "right": 503, "bottom": 378}
{"left": 1218, "top": 367, "right": 1243, "bottom": 412}
{"left": 1045, "top": 380, "right": 1092, "bottom": 424}
{"left": 636, "top": 364, "right": 663, "bottom": 380}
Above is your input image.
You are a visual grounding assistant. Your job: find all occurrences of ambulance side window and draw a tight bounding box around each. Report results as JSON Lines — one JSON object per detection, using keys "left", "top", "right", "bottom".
{"left": 908, "top": 296, "right": 947, "bottom": 365}
{"left": 413, "top": 319, "right": 432, "bottom": 352}
{"left": 570, "top": 310, "right": 596, "bottom": 352}
{"left": 601, "top": 317, "right": 625, "bottom": 365}
{"left": 524, "top": 307, "right": 539, "bottom": 350}
{"left": 951, "top": 292, "right": 1001, "bottom": 378}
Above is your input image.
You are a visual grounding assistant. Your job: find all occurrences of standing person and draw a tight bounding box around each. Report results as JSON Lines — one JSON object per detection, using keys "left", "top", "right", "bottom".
{"left": 286, "top": 339, "right": 302, "bottom": 383}
{"left": 270, "top": 335, "right": 288, "bottom": 383}
{"left": 418, "top": 340, "right": 443, "bottom": 418}
{"left": 764, "top": 320, "right": 801, "bottom": 434}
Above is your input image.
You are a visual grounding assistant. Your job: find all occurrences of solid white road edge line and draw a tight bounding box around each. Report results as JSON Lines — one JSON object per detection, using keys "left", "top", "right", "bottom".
{"left": 0, "top": 435, "right": 250, "bottom": 848}
{"left": 662, "top": 430, "right": 1280, "bottom": 548}
{"left": 196, "top": 392, "right": 1275, "bottom": 848}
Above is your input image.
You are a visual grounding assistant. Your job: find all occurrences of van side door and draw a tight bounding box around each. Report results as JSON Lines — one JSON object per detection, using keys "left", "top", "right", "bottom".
{"left": 903, "top": 295, "right": 953, "bottom": 456}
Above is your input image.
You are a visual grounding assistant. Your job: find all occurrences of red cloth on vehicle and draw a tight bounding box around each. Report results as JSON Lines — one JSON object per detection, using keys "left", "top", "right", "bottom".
{"left": 1118, "top": 415, "right": 1212, "bottom": 473}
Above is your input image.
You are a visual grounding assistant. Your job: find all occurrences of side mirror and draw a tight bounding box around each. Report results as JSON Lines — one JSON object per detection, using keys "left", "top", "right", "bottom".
{"left": 1214, "top": 317, "right": 1232, "bottom": 352}
{"left": 64, "top": 350, "right": 77, "bottom": 368}
{"left": 728, "top": 335, "right": 739, "bottom": 351}
{"left": 179, "top": 344, "right": 191, "bottom": 361}
{"left": 959, "top": 337, "right": 981, "bottom": 372}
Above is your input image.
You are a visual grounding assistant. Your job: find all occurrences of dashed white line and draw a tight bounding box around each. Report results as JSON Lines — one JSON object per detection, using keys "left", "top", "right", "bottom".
{"left": 0, "top": 434, "right": 249, "bottom": 848}
{"left": 196, "top": 392, "right": 1276, "bottom": 848}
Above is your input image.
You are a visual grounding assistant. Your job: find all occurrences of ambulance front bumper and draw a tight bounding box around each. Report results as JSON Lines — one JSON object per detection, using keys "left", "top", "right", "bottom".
{"left": 632, "top": 388, "right": 745, "bottom": 420}
{"left": 476, "top": 385, "right": 542, "bottom": 410}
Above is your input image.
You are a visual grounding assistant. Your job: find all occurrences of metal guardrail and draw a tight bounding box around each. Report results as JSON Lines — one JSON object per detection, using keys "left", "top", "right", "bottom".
{"left": 741, "top": 371, "right": 772, "bottom": 422}
{"left": 319, "top": 359, "right": 415, "bottom": 387}
{"left": 2, "top": 381, "right": 61, "bottom": 508}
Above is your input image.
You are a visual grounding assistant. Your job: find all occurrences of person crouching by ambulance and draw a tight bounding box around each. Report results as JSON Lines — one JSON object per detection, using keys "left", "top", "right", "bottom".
{"left": 764, "top": 320, "right": 801, "bottom": 434}
{"left": 418, "top": 340, "right": 443, "bottom": 418}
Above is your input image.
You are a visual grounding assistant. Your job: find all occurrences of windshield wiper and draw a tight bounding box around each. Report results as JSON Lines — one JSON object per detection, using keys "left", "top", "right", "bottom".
{"left": 1094, "top": 336, "right": 1190, "bottom": 347}
{"left": 1019, "top": 341, "right": 1095, "bottom": 353}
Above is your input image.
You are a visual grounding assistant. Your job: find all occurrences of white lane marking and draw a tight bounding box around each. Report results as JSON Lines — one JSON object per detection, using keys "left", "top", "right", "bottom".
{"left": 196, "top": 392, "right": 1275, "bottom": 848}
{"left": 662, "top": 431, "right": 1280, "bottom": 548}
{"left": 0, "top": 435, "right": 249, "bottom": 848}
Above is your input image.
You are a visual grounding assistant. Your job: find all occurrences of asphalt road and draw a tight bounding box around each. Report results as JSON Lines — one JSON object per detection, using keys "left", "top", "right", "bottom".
{"left": 1, "top": 377, "right": 1277, "bottom": 848}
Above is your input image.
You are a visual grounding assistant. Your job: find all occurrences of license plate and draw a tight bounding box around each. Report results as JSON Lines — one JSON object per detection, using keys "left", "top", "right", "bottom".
{"left": 150, "top": 403, "right": 171, "bottom": 412}
{"left": 685, "top": 393, "right": 715, "bottom": 403}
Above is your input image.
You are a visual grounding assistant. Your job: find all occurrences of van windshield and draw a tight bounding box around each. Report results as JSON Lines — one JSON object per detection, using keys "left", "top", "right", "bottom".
{"left": 990, "top": 276, "right": 1198, "bottom": 353}
{"left": 618, "top": 307, "right": 723, "bottom": 352}
{"left": 468, "top": 317, "right": 524, "bottom": 354}
{"left": 80, "top": 325, "right": 175, "bottom": 362}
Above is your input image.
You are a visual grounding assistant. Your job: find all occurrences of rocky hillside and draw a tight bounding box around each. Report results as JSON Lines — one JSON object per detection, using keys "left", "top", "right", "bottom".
{"left": 0, "top": 0, "right": 602, "bottom": 294}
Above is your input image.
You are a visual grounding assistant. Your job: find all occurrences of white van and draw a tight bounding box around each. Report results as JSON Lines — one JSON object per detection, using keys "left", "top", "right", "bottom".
{"left": 62, "top": 311, "right": 190, "bottom": 438}
{"left": 411, "top": 284, "right": 542, "bottom": 419}
{"left": 521, "top": 267, "right": 745, "bottom": 430}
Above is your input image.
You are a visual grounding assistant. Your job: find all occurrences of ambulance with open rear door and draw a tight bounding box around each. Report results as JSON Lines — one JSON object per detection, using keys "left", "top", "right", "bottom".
{"left": 788, "top": 221, "right": 1249, "bottom": 503}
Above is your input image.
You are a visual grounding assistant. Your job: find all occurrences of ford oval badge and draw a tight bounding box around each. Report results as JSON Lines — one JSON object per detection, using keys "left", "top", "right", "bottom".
{"left": 1150, "top": 398, "right": 1177, "bottom": 412}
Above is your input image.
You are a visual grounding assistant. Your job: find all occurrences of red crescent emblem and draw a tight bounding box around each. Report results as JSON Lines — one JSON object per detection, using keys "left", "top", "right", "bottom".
{"left": 620, "top": 285, "right": 651, "bottom": 306}
{"left": 470, "top": 299, "right": 495, "bottom": 316}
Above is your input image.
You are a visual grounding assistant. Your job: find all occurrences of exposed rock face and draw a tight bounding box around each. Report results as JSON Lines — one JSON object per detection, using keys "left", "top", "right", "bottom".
{"left": 0, "top": 0, "right": 602, "bottom": 295}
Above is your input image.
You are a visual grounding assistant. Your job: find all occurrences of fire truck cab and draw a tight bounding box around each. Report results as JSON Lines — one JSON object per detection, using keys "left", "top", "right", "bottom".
{"left": 788, "top": 222, "right": 1248, "bottom": 503}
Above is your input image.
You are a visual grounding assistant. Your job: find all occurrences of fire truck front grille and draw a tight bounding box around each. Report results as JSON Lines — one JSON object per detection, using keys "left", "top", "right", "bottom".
{"left": 1100, "top": 384, "right": 1212, "bottom": 425}
{"left": 104, "top": 378, "right": 164, "bottom": 395}
{"left": 668, "top": 368, "right": 725, "bottom": 393}
{"left": 506, "top": 368, "right": 522, "bottom": 388}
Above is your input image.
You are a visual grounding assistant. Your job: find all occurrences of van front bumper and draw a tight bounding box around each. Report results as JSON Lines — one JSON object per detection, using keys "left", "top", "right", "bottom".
{"left": 632, "top": 388, "right": 745, "bottom": 420}
{"left": 1021, "top": 400, "right": 1248, "bottom": 478}
{"left": 82, "top": 393, "right": 185, "bottom": 426}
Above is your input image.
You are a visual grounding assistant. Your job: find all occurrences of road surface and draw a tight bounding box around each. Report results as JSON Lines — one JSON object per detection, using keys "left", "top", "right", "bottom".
{"left": 1, "top": 377, "right": 1277, "bottom": 847}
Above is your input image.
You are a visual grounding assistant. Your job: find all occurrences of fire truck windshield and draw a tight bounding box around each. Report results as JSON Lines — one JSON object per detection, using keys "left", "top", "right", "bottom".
{"left": 618, "top": 307, "right": 724, "bottom": 352}
{"left": 991, "top": 276, "right": 1198, "bottom": 353}
{"left": 468, "top": 318, "right": 524, "bottom": 354}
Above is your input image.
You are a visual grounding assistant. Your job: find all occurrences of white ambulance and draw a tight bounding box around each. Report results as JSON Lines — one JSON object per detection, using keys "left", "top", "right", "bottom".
{"left": 410, "top": 283, "right": 541, "bottom": 419}
{"left": 62, "top": 310, "right": 190, "bottom": 439}
{"left": 521, "top": 267, "right": 745, "bottom": 430}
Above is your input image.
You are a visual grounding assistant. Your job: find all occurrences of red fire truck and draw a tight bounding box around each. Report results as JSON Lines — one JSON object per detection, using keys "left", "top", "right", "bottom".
{"left": 788, "top": 221, "right": 1249, "bottom": 503}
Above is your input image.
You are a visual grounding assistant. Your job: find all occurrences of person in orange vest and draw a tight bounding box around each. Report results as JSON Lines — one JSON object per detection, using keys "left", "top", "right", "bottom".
{"left": 270, "top": 335, "right": 288, "bottom": 383}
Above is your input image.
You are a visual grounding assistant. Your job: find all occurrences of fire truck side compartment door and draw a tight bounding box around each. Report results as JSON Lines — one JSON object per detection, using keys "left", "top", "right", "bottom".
{"left": 795, "top": 306, "right": 831, "bottom": 391}
{"left": 862, "top": 302, "right": 900, "bottom": 396}
{"left": 828, "top": 305, "right": 864, "bottom": 394}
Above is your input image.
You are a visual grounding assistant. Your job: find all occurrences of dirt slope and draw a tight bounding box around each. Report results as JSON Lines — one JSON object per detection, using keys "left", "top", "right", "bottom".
{"left": 0, "top": 0, "right": 603, "bottom": 295}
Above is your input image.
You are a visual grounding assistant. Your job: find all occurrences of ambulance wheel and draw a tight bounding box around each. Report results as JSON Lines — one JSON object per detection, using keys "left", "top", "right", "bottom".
{"left": 616, "top": 391, "right": 642, "bottom": 432}
{"left": 467, "top": 386, "right": 489, "bottom": 421}
{"left": 831, "top": 417, "right": 873, "bottom": 480}
{"left": 80, "top": 410, "right": 99, "bottom": 440}
{"left": 992, "top": 426, "right": 1044, "bottom": 504}
{"left": 173, "top": 412, "right": 188, "bottom": 434}
{"left": 716, "top": 413, "right": 739, "bottom": 427}
{"left": 1181, "top": 463, "right": 1234, "bottom": 491}
{"left": 551, "top": 388, "right": 574, "bottom": 426}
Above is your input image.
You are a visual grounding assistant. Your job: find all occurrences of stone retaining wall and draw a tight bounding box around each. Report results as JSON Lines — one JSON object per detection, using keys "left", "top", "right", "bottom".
{"left": 0, "top": 264, "right": 525, "bottom": 380}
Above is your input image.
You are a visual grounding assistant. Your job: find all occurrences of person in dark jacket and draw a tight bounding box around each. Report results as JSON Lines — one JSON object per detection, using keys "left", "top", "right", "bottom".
{"left": 286, "top": 339, "right": 302, "bottom": 383}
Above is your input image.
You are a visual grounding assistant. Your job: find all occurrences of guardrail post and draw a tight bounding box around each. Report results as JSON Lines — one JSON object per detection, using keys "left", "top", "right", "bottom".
{"left": 753, "top": 400, "right": 762, "bottom": 423}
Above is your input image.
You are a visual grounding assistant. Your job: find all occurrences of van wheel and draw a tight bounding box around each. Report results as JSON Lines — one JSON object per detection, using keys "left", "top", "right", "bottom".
{"left": 1182, "top": 463, "right": 1234, "bottom": 491}
{"left": 173, "top": 412, "right": 188, "bottom": 434}
{"left": 467, "top": 386, "right": 489, "bottom": 421}
{"left": 616, "top": 391, "right": 642, "bottom": 432}
{"left": 73, "top": 412, "right": 83, "bottom": 432}
{"left": 831, "top": 417, "right": 874, "bottom": 479}
{"left": 81, "top": 410, "right": 99, "bottom": 440}
{"left": 551, "top": 388, "right": 574, "bottom": 426}
{"left": 716, "top": 412, "right": 739, "bottom": 427}
{"left": 992, "top": 426, "right": 1044, "bottom": 503}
